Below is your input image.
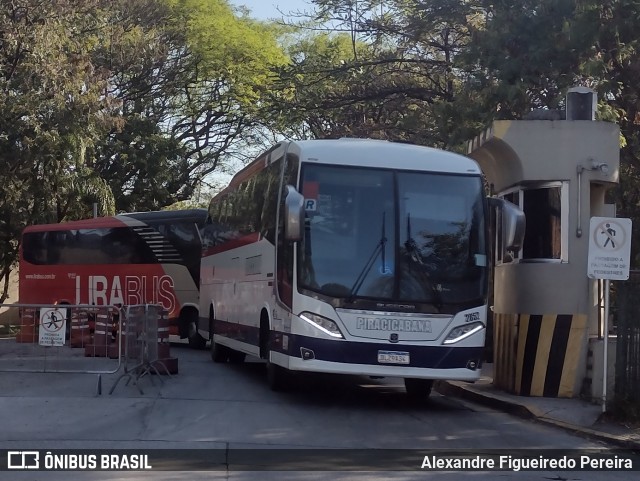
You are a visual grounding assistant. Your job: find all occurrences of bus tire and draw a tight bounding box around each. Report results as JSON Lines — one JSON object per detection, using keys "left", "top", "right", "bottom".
{"left": 188, "top": 330, "right": 206, "bottom": 350}
{"left": 184, "top": 308, "right": 206, "bottom": 350}
{"left": 267, "top": 358, "right": 288, "bottom": 392}
{"left": 404, "top": 378, "right": 433, "bottom": 400}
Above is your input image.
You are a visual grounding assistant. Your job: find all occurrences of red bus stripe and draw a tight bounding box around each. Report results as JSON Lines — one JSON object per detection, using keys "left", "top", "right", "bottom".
{"left": 23, "top": 217, "right": 126, "bottom": 232}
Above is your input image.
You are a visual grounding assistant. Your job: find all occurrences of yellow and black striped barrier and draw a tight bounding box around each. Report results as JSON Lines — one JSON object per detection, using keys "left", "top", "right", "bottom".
{"left": 493, "top": 313, "right": 588, "bottom": 397}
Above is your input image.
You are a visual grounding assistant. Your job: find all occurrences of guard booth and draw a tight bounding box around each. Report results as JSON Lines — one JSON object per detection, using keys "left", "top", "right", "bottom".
{"left": 468, "top": 88, "right": 620, "bottom": 398}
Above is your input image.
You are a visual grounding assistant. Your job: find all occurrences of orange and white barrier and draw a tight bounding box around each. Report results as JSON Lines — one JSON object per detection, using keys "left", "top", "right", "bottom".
{"left": 149, "top": 308, "right": 178, "bottom": 374}
{"left": 15, "top": 308, "right": 37, "bottom": 343}
{"left": 84, "top": 310, "right": 112, "bottom": 357}
{"left": 70, "top": 309, "right": 91, "bottom": 348}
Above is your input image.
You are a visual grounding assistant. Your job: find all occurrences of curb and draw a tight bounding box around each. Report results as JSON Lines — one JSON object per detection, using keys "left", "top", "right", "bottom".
{"left": 436, "top": 381, "right": 640, "bottom": 451}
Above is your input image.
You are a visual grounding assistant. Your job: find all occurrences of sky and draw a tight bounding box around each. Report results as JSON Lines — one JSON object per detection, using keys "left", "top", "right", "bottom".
{"left": 232, "top": 0, "right": 313, "bottom": 20}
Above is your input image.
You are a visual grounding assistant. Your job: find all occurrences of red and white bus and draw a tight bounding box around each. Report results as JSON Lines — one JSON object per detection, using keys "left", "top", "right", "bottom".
{"left": 199, "top": 139, "right": 525, "bottom": 397}
{"left": 19, "top": 209, "right": 208, "bottom": 347}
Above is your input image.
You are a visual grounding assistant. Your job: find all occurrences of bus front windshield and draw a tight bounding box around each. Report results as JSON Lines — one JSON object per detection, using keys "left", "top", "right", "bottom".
{"left": 297, "top": 164, "right": 487, "bottom": 311}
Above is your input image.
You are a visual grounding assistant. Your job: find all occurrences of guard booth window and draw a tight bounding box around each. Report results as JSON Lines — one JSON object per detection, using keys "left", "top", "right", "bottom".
{"left": 497, "top": 183, "right": 566, "bottom": 263}
{"left": 522, "top": 187, "right": 562, "bottom": 260}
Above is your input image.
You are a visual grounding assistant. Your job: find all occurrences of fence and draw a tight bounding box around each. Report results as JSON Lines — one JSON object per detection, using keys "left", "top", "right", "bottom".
{"left": 0, "top": 303, "right": 176, "bottom": 395}
{"left": 109, "top": 304, "right": 175, "bottom": 394}
{"left": 613, "top": 271, "right": 640, "bottom": 411}
{"left": 0, "top": 304, "right": 122, "bottom": 374}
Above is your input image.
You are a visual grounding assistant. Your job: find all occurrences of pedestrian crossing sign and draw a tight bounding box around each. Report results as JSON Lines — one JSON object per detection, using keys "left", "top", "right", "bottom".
{"left": 587, "top": 217, "right": 632, "bottom": 280}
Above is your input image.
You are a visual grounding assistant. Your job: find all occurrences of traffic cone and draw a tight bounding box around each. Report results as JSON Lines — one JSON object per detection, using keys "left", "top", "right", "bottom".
{"left": 107, "top": 306, "right": 123, "bottom": 359}
{"left": 15, "top": 308, "right": 38, "bottom": 343}
{"left": 84, "top": 309, "right": 111, "bottom": 357}
{"left": 70, "top": 309, "right": 91, "bottom": 348}
{"left": 152, "top": 308, "right": 178, "bottom": 374}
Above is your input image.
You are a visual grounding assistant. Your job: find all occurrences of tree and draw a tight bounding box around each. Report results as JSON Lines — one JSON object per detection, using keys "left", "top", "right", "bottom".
{"left": 265, "top": 0, "right": 489, "bottom": 149}
{"left": 462, "top": 0, "right": 587, "bottom": 117}
{"left": 0, "top": 0, "right": 118, "bottom": 302}
{"left": 0, "top": 0, "right": 287, "bottom": 301}
{"left": 90, "top": 0, "right": 288, "bottom": 212}
{"left": 462, "top": 0, "right": 640, "bottom": 264}
{"left": 575, "top": 0, "right": 640, "bottom": 265}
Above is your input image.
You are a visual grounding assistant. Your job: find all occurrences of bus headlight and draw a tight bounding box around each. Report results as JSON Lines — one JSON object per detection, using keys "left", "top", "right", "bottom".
{"left": 443, "top": 321, "right": 485, "bottom": 345}
{"left": 299, "top": 312, "right": 344, "bottom": 338}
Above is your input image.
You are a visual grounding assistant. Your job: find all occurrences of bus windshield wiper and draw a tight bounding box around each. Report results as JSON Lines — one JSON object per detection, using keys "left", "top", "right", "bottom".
{"left": 349, "top": 212, "right": 386, "bottom": 300}
{"left": 404, "top": 213, "right": 443, "bottom": 310}
{"left": 405, "top": 213, "right": 422, "bottom": 265}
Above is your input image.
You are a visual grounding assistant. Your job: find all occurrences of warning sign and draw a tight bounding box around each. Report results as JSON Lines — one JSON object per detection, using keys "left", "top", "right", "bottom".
{"left": 39, "top": 308, "right": 67, "bottom": 346}
{"left": 588, "top": 217, "right": 632, "bottom": 280}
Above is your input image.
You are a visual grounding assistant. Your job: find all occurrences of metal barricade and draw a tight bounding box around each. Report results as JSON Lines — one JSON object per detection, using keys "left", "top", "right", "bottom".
{"left": 614, "top": 272, "right": 640, "bottom": 410}
{"left": 109, "top": 304, "right": 172, "bottom": 395}
{"left": 0, "top": 303, "right": 122, "bottom": 375}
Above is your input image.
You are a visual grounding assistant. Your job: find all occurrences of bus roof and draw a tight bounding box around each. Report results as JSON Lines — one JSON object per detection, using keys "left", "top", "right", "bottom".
{"left": 22, "top": 208, "right": 208, "bottom": 233}
{"left": 288, "top": 139, "right": 482, "bottom": 175}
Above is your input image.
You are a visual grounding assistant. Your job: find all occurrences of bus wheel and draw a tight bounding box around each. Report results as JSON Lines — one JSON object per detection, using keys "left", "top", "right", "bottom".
{"left": 184, "top": 309, "right": 206, "bottom": 350}
{"left": 267, "top": 359, "right": 288, "bottom": 392}
{"left": 188, "top": 328, "right": 206, "bottom": 350}
{"left": 404, "top": 378, "right": 433, "bottom": 400}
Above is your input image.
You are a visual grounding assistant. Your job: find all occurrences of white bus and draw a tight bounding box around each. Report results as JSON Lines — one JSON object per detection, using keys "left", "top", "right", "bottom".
{"left": 199, "top": 139, "right": 524, "bottom": 398}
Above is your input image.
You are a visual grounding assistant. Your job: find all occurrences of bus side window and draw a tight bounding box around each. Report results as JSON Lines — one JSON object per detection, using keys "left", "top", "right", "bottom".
{"left": 260, "top": 160, "right": 280, "bottom": 243}
{"left": 234, "top": 181, "right": 249, "bottom": 235}
{"left": 276, "top": 153, "right": 299, "bottom": 307}
{"left": 249, "top": 177, "right": 264, "bottom": 236}
{"left": 104, "top": 227, "right": 130, "bottom": 263}
{"left": 226, "top": 190, "right": 244, "bottom": 239}
{"left": 23, "top": 232, "right": 47, "bottom": 265}
{"left": 45, "top": 232, "right": 62, "bottom": 264}
{"left": 219, "top": 193, "right": 240, "bottom": 242}
{"left": 201, "top": 216, "right": 217, "bottom": 251}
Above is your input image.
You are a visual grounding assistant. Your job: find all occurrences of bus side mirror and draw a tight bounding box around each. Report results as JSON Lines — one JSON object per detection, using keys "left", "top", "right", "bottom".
{"left": 284, "top": 185, "right": 304, "bottom": 242}
{"left": 489, "top": 197, "right": 526, "bottom": 253}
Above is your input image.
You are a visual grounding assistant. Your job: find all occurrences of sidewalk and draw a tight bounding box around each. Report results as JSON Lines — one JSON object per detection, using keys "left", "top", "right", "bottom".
{"left": 437, "top": 364, "right": 640, "bottom": 450}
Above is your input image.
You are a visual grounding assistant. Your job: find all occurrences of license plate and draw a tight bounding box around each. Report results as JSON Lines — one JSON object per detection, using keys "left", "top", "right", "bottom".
{"left": 377, "top": 350, "right": 410, "bottom": 365}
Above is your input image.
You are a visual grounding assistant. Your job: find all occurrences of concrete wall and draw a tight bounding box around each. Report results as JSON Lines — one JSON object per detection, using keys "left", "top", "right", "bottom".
{"left": 468, "top": 120, "right": 619, "bottom": 192}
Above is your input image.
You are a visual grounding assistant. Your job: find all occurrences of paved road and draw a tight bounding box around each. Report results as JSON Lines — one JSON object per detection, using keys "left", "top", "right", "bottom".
{"left": 0, "top": 344, "right": 635, "bottom": 480}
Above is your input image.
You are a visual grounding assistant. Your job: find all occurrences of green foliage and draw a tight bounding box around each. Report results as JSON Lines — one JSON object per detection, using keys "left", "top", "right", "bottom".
{"left": 268, "top": 0, "right": 489, "bottom": 148}
{"left": 5, "top": 0, "right": 640, "bottom": 287}
{"left": 0, "top": 0, "right": 117, "bottom": 221}
{"left": 0, "top": 0, "right": 287, "bottom": 302}
{"left": 0, "top": 0, "right": 117, "bottom": 302}
{"left": 463, "top": 0, "right": 584, "bottom": 116}
{"left": 169, "top": 0, "right": 287, "bottom": 99}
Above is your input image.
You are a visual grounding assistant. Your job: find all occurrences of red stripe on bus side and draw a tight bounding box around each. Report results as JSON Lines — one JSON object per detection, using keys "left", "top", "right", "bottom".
{"left": 22, "top": 217, "right": 126, "bottom": 232}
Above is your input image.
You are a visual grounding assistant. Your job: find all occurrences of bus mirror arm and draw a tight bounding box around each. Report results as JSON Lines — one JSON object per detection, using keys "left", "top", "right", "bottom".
{"left": 488, "top": 197, "right": 526, "bottom": 253}
{"left": 284, "top": 185, "right": 305, "bottom": 242}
